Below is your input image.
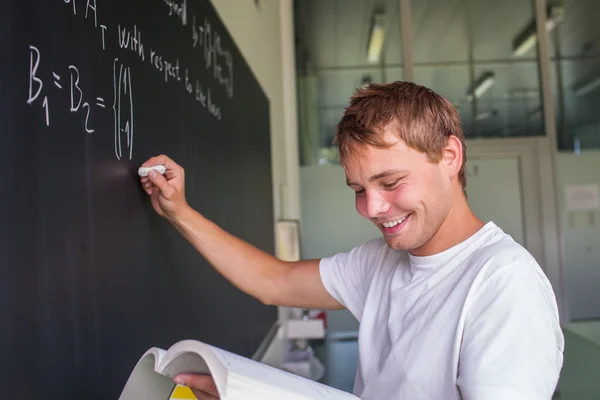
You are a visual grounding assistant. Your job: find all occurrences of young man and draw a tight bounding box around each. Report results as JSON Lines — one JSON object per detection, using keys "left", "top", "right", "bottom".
{"left": 140, "top": 81, "right": 564, "bottom": 400}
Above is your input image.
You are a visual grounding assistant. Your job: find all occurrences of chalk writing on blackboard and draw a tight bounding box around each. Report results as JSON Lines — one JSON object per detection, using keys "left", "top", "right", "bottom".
{"left": 165, "top": 0, "right": 188, "bottom": 26}
{"left": 117, "top": 25, "right": 146, "bottom": 62}
{"left": 191, "top": 15, "right": 234, "bottom": 99}
{"left": 27, "top": 45, "right": 43, "bottom": 106}
{"left": 69, "top": 65, "right": 95, "bottom": 134}
{"left": 27, "top": 44, "right": 123, "bottom": 143}
{"left": 28, "top": 45, "right": 104, "bottom": 132}
{"left": 26, "top": 0, "right": 231, "bottom": 160}
{"left": 113, "top": 59, "right": 135, "bottom": 160}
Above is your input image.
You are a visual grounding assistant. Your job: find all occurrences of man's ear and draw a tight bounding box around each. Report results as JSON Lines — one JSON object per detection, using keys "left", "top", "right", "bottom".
{"left": 442, "top": 135, "right": 463, "bottom": 179}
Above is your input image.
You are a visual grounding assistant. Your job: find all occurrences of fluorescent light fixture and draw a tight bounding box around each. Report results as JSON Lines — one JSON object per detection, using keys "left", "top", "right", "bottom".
{"left": 466, "top": 71, "right": 496, "bottom": 101}
{"left": 475, "top": 109, "right": 498, "bottom": 121}
{"left": 572, "top": 74, "right": 600, "bottom": 97}
{"left": 512, "top": 6, "right": 564, "bottom": 57}
{"left": 366, "top": 11, "right": 386, "bottom": 64}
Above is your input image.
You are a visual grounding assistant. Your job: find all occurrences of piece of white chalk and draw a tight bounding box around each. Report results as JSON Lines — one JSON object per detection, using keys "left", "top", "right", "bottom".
{"left": 138, "top": 165, "right": 166, "bottom": 177}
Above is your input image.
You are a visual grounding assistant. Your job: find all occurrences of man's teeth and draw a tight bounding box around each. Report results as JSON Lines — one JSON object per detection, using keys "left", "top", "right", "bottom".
{"left": 382, "top": 215, "right": 409, "bottom": 228}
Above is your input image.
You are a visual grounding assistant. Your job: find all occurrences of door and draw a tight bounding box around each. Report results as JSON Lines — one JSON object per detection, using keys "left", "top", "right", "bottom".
{"left": 466, "top": 157, "right": 525, "bottom": 245}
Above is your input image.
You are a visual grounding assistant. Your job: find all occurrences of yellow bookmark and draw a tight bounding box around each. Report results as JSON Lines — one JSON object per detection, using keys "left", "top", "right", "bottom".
{"left": 170, "top": 385, "right": 197, "bottom": 399}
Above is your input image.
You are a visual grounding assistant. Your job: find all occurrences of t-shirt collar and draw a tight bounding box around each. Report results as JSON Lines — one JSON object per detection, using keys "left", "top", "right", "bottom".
{"left": 407, "top": 221, "right": 497, "bottom": 269}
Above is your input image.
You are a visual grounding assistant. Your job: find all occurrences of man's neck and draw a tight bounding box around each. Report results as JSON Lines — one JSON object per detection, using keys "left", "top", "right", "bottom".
{"left": 410, "top": 191, "right": 484, "bottom": 257}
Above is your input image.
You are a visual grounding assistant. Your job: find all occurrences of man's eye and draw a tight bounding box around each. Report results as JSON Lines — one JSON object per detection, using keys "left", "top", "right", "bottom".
{"left": 383, "top": 180, "right": 400, "bottom": 189}
{"left": 355, "top": 189, "right": 365, "bottom": 196}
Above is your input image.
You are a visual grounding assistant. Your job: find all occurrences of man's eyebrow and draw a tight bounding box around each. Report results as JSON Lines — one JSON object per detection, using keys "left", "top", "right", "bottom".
{"left": 346, "top": 169, "right": 407, "bottom": 186}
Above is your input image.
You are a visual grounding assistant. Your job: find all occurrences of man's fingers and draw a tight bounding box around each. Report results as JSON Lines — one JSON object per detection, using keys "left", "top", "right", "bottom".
{"left": 175, "top": 374, "right": 219, "bottom": 396}
{"left": 141, "top": 154, "right": 179, "bottom": 172}
{"left": 148, "top": 171, "right": 174, "bottom": 197}
{"left": 141, "top": 155, "right": 183, "bottom": 185}
{"left": 140, "top": 176, "right": 152, "bottom": 193}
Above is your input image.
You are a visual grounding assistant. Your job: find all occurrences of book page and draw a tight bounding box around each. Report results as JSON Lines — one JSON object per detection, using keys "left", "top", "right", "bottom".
{"left": 159, "top": 340, "right": 228, "bottom": 396}
{"left": 207, "top": 345, "right": 358, "bottom": 399}
{"left": 119, "top": 348, "right": 177, "bottom": 400}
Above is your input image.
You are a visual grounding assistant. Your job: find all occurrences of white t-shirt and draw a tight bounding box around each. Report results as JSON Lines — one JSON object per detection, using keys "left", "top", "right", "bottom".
{"left": 320, "top": 222, "right": 564, "bottom": 400}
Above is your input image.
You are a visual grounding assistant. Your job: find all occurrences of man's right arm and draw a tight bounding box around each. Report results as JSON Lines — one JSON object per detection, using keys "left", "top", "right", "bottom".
{"left": 140, "top": 155, "right": 343, "bottom": 310}
{"left": 171, "top": 205, "right": 341, "bottom": 308}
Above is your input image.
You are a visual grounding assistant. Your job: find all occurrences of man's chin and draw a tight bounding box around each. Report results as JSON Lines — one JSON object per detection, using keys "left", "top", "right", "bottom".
{"left": 383, "top": 235, "right": 413, "bottom": 251}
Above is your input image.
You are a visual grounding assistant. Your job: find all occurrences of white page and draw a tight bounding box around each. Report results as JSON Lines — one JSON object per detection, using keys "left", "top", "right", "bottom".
{"left": 208, "top": 345, "right": 358, "bottom": 399}
{"left": 119, "top": 349, "right": 176, "bottom": 400}
{"left": 160, "top": 341, "right": 228, "bottom": 396}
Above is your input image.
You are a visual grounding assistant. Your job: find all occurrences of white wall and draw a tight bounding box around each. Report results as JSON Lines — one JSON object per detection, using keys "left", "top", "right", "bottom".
{"left": 300, "top": 165, "right": 380, "bottom": 259}
{"left": 209, "top": 0, "right": 300, "bottom": 364}
{"left": 210, "top": 0, "right": 300, "bottom": 221}
{"left": 556, "top": 151, "right": 600, "bottom": 320}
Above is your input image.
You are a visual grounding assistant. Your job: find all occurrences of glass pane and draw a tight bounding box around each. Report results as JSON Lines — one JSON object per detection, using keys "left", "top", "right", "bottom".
{"left": 412, "top": 0, "right": 543, "bottom": 139}
{"left": 294, "top": 0, "right": 404, "bottom": 166}
{"left": 550, "top": 0, "right": 600, "bottom": 151}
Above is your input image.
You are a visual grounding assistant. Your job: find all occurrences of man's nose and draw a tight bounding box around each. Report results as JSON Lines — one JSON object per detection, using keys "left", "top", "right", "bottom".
{"left": 365, "top": 191, "right": 390, "bottom": 218}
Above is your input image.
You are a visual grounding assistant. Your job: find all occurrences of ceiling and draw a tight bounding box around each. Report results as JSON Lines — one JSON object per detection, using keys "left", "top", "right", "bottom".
{"left": 294, "top": 0, "right": 600, "bottom": 152}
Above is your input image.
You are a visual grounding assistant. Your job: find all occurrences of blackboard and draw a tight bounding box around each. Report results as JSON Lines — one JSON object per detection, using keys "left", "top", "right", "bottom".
{"left": 0, "top": 1, "right": 277, "bottom": 398}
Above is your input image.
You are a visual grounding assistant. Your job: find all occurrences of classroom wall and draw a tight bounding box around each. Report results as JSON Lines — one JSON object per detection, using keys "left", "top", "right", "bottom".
{"left": 209, "top": 0, "right": 300, "bottom": 363}
{"left": 300, "top": 165, "right": 381, "bottom": 260}
{"left": 556, "top": 151, "right": 600, "bottom": 320}
{"left": 210, "top": 0, "right": 300, "bottom": 222}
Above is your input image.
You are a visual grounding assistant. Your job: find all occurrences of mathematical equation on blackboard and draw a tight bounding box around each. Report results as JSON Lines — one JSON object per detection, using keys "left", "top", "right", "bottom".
{"left": 26, "top": 0, "right": 234, "bottom": 160}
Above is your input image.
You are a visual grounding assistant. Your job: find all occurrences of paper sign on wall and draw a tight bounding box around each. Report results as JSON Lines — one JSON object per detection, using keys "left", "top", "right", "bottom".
{"left": 565, "top": 184, "right": 600, "bottom": 211}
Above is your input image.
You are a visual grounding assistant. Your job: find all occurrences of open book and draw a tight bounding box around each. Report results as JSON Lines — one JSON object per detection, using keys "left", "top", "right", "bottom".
{"left": 119, "top": 339, "right": 359, "bottom": 400}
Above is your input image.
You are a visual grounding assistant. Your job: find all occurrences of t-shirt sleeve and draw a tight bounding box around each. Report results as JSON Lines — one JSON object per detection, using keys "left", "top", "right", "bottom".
{"left": 457, "top": 261, "right": 564, "bottom": 400}
{"left": 319, "top": 239, "right": 382, "bottom": 321}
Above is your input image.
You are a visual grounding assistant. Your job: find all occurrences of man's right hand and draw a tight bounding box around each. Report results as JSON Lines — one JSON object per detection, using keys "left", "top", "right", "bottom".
{"left": 140, "top": 155, "right": 189, "bottom": 222}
